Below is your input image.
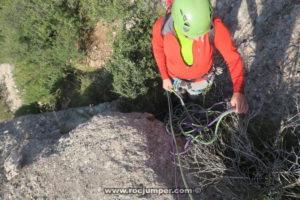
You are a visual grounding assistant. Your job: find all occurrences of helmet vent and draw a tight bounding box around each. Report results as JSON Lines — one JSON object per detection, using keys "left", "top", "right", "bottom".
{"left": 180, "top": 9, "right": 190, "bottom": 32}
{"left": 183, "top": 22, "right": 190, "bottom": 32}
{"left": 180, "top": 9, "right": 187, "bottom": 20}
{"left": 184, "top": 22, "right": 190, "bottom": 27}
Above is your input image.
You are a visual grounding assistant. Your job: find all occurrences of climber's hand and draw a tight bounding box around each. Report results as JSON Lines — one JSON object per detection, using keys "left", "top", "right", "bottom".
{"left": 230, "top": 93, "right": 249, "bottom": 114}
{"left": 163, "top": 78, "right": 173, "bottom": 91}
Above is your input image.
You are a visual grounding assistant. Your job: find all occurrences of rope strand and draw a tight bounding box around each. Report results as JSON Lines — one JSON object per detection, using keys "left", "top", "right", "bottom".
{"left": 166, "top": 89, "right": 236, "bottom": 200}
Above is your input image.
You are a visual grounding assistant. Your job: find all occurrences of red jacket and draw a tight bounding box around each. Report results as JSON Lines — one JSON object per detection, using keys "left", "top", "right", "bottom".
{"left": 151, "top": 16, "right": 245, "bottom": 93}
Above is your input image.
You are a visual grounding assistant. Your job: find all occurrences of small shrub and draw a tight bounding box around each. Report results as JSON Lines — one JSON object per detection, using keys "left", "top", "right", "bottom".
{"left": 68, "top": 69, "right": 117, "bottom": 107}
{"left": 105, "top": 2, "right": 160, "bottom": 99}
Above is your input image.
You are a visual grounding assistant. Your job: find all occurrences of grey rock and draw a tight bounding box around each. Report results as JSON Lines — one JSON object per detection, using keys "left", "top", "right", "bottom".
{"left": 0, "top": 103, "right": 184, "bottom": 200}
{"left": 210, "top": 0, "right": 299, "bottom": 122}
{"left": 4, "top": 150, "right": 23, "bottom": 181}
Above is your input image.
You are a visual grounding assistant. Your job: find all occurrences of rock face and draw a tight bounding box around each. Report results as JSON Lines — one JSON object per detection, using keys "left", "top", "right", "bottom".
{"left": 210, "top": 0, "right": 300, "bottom": 121}
{"left": 0, "top": 104, "right": 182, "bottom": 200}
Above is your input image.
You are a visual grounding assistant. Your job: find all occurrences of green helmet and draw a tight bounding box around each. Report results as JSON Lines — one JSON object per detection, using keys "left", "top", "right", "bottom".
{"left": 171, "top": 0, "right": 213, "bottom": 38}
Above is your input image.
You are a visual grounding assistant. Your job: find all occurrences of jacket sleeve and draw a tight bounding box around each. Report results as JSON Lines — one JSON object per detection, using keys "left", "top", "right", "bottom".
{"left": 214, "top": 18, "right": 245, "bottom": 93}
{"left": 151, "top": 18, "right": 170, "bottom": 80}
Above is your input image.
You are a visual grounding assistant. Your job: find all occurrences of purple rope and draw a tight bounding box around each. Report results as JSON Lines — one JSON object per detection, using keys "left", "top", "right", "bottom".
{"left": 169, "top": 103, "right": 235, "bottom": 156}
{"left": 168, "top": 101, "right": 236, "bottom": 197}
{"left": 206, "top": 101, "right": 227, "bottom": 110}
{"left": 195, "top": 107, "right": 236, "bottom": 132}
{"left": 170, "top": 137, "right": 193, "bottom": 156}
{"left": 181, "top": 103, "right": 234, "bottom": 132}
{"left": 182, "top": 102, "right": 227, "bottom": 125}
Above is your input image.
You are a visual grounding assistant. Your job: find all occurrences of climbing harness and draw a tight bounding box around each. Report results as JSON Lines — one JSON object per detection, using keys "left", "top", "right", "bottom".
{"left": 171, "top": 67, "right": 215, "bottom": 96}
{"left": 166, "top": 89, "right": 235, "bottom": 200}
{"left": 172, "top": 68, "right": 213, "bottom": 88}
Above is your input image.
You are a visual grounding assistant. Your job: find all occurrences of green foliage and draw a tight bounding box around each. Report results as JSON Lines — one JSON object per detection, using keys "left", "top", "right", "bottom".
{"left": 0, "top": 0, "right": 164, "bottom": 114}
{"left": 0, "top": 0, "right": 130, "bottom": 109}
{"left": 0, "top": 102, "right": 13, "bottom": 122}
{"left": 259, "top": 196, "right": 276, "bottom": 200}
{"left": 0, "top": 30, "right": 4, "bottom": 43}
{"left": 68, "top": 69, "right": 117, "bottom": 107}
{"left": 79, "top": 0, "right": 130, "bottom": 23}
{"left": 0, "top": 0, "right": 83, "bottom": 106}
{"left": 105, "top": 2, "right": 160, "bottom": 99}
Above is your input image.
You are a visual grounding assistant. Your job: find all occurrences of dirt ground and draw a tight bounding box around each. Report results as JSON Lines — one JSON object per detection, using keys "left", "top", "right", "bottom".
{"left": 85, "top": 21, "right": 114, "bottom": 68}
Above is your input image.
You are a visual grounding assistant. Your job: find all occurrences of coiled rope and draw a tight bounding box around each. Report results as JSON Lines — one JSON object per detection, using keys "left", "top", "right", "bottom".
{"left": 166, "top": 89, "right": 235, "bottom": 200}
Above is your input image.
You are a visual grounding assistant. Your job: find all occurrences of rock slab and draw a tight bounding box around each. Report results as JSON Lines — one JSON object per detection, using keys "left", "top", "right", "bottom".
{"left": 0, "top": 110, "right": 180, "bottom": 200}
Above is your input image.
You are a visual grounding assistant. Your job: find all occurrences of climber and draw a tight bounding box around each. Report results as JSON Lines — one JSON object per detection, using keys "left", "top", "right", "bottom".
{"left": 152, "top": 0, "right": 248, "bottom": 113}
